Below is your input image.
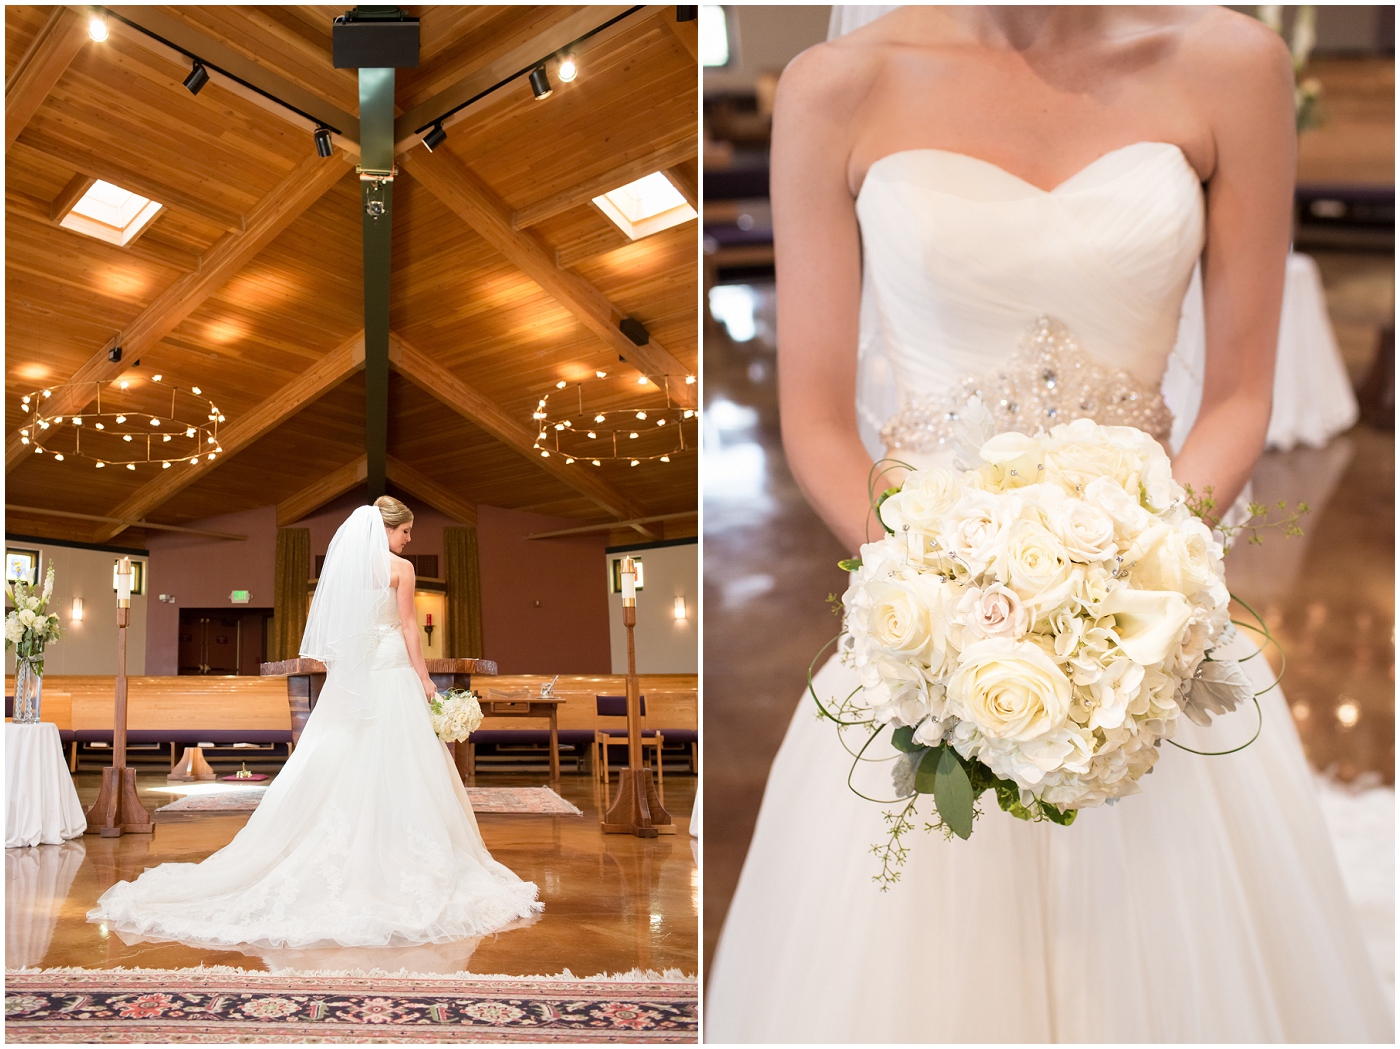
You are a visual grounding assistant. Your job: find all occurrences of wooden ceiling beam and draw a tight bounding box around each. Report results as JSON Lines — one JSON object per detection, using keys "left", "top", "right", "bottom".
{"left": 15, "top": 134, "right": 248, "bottom": 232}
{"left": 102, "top": 5, "right": 361, "bottom": 151}
{"left": 391, "top": 5, "right": 634, "bottom": 155}
{"left": 5, "top": 6, "right": 90, "bottom": 152}
{"left": 398, "top": 147, "right": 696, "bottom": 409}
{"left": 385, "top": 456, "right": 478, "bottom": 527}
{"left": 276, "top": 454, "right": 367, "bottom": 527}
{"left": 91, "top": 331, "right": 366, "bottom": 542}
{"left": 511, "top": 134, "right": 698, "bottom": 230}
{"left": 5, "top": 148, "right": 355, "bottom": 473}
{"left": 387, "top": 332, "right": 652, "bottom": 531}
{"left": 666, "top": 164, "right": 698, "bottom": 211}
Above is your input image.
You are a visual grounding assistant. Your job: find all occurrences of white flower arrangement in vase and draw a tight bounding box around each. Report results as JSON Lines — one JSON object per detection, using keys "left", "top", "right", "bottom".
{"left": 5, "top": 562, "right": 62, "bottom": 723}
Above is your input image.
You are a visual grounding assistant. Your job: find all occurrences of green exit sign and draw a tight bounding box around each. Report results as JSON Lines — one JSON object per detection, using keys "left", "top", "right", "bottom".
{"left": 230, "top": 590, "right": 250, "bottom": 604}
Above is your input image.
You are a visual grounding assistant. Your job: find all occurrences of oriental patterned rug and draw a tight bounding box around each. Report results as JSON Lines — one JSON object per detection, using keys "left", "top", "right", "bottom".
{"left": 5, "top": 966, "right": 697, "bottom": 1043}
{"left": 153, "top": 786, "right": 581, "bottom": 821}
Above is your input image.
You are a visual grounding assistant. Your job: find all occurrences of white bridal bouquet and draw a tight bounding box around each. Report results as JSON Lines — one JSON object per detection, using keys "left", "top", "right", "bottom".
{"left": 822, "top": 400, "right": 1287, "bottom": 876}
{"left": 429, "top": 687, "right": 484, "bottom": 743}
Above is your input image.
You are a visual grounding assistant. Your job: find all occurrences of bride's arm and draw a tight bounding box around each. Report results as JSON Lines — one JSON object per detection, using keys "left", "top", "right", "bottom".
{"left": 1170, "top": 20, "right": 1296, "bottom": 517}
{"left": 393, "top": 561, "right": 435, "bottom": 700}
{"left": 771, "top": 45, "right": 883, "bottom": 554}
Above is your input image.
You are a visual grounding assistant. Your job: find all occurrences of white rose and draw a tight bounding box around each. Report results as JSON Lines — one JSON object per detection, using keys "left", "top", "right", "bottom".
{"left": 17, "top": 609, "right": 36, "bottom": 628}
{"left": 882, "top": 468, "right": 962, "bottom": 533}
{"left": 1129, "top": 518, "right": 1219, "bottom": 597}
{"left": 1099, "top": 586, "right": 1192, "bottom": 666}
{"left": 947, "top": 637, "right": 1072, "bottom": 743}
{"left": 939, "top": 490, "right": 1020, "bottom": 576}
{"left": 1082, "top": 476, "right": 1154, "bottom": 546}
{"left": 956, "top": 583, "right": 1029, "bottom": 641}
{"left": 862, "top": 576, "right": 951, "bottom": 669}
{"left": 995, "top": 520, "right": 1072, "bottom": 614}
{"left": 1044, "top": 421, "right": 1141, "bottom": 497}
{"left": 1050, "top": 499, "right": 1119, "bottom": 564}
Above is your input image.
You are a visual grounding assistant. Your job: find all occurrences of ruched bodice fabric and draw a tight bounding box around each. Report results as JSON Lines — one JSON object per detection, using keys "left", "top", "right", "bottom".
{"left": 855, "top": 143, "right": 1205, "bottom": 456}
{"left": 369, "top": 586, "right": 411, "bottom": 671}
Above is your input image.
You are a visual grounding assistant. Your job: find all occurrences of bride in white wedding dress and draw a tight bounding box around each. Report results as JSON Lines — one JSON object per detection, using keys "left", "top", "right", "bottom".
{"left": 705, "top": 7, "right": 1390, "bottom": 1043}
{"left": 89, "top": 497, "right": 541, "bottom": 950}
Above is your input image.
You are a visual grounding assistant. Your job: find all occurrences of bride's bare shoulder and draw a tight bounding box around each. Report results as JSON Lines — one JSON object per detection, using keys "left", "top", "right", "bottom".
{"left": 388, "top": 553, "right": 415, "bottom": 579}
{"left": 1171, "top": 7, "right": 1292, "bottom": 79}
{"left": 773, "top": 21, "right": 905, "bottom": 128}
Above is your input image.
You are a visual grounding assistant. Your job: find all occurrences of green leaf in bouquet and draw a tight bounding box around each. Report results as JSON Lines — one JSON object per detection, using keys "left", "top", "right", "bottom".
{"left": 993, "top": 777, "right": 1037, "bottom": 821}
{"left": 873, "top": 486, "right": 902, "bottom": 535}
{"left": 913, "top": 745, "right": 942, "bottom": 795}
{"left": 890, "top": 725, "right": 924, "bottom": 753}
{"left": 1039, "top": 802, "right": 1077, "bottom": 827}
{"left": 837, "top": 557, "right": 862, "bottom": 572}
{"left": 932, "top": 746, "right": 975, "bottom": 839}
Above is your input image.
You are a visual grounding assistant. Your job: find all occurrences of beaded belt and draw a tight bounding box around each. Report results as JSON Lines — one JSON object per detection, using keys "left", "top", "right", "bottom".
{"left": 879, "top": 316, "right": 1174, "bottom": 454}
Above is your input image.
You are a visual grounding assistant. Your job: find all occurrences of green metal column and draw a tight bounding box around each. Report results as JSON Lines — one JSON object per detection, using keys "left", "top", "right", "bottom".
{"left": 359, "top": 65, "right": 395, "bottom": 502}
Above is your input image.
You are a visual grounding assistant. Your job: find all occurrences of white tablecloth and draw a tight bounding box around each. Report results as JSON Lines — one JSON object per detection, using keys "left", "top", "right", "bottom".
{"left": 6, "top": 722, "right": 86, "bottom": 848}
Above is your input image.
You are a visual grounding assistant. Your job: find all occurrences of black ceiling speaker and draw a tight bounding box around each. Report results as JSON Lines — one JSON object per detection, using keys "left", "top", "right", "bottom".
{"left": 332, "top": 6, "right": 420, "bottom": 68}
{"left": 619, "top": 318, "right": 650, "bottom": 346}
{"left": 183, "top": 61, "right": 210, "bottom": 95}
{"left": 313, "top": 126, "right": 334, "bottom": 157}
{"left": 108, "top": 346, "right": 122, "bottom": 363}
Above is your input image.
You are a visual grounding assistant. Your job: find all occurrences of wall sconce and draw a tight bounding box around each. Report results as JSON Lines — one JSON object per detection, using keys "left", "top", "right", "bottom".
{"left": 71, "top": 597, "right": 84, "bottom": 622}
{"left": 674, "top": 596, "right": 687, "bottom": 621}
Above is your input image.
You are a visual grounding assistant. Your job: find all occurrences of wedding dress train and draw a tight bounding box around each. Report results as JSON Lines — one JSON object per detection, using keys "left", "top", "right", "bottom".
{"left": 90, "top": 511, "right": 540, "bottom": 950}
{"left": 704, "top": 144, "right": 1391, "bottom": 1042}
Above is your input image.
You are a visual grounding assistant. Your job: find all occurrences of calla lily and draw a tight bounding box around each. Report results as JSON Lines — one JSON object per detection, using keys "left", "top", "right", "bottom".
{"left": 1099, "top": 586, "right": 1191, "bottom": 665}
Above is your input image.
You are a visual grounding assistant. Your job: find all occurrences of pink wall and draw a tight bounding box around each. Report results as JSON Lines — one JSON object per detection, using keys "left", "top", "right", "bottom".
{"left": 144, "top": 493, "right": 611, "bottom": 676}
{"left": 477, "top": 505, "right": 611, "bottom": 675}
{"left": 144, "top": 506, "right": 277, "bottom": 675}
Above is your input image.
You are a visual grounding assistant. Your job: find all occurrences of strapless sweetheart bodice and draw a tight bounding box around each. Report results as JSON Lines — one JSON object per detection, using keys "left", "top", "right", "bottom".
{"left": 372, "top": 586, "right": 410, "bottom": 671}
{"left": 855, "top": 142, "right": 1205, "bottom": 460}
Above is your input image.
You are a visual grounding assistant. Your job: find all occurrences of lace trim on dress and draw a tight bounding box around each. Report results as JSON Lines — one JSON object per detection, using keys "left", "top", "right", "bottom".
{"left": 880, "top": 316, "right": 1175, "bottom": 454}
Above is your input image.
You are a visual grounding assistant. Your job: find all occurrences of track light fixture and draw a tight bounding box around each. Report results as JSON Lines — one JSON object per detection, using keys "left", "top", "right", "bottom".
{"left": 557, "top": 52, "right": 578, "bottom": 83}
{"left": 183, "top": 61, "right": 210, "bottom": 95}
{"left": 528, "top": 64, "right": 552, "bottom": 101}
{"left": 87, "top": 11, "right": 108, "bottom": 41}
{"left": 421, "top": 122, "right": 447, "bottom": 152}
{"left": 313, "top": 125, "right": 333, "bottom": 157}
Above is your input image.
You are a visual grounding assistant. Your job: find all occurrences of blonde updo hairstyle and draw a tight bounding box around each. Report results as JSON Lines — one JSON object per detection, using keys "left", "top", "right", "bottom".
{"left": 374, "top": 495, "right": 414, "bottom": 528}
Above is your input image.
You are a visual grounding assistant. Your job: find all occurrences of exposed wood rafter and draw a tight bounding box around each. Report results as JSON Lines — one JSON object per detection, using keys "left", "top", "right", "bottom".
{"left": 5, "top": 505, "right": 247, "bottom": 540}
{"left": 511, "top": 135, "right": 697, "bottom": 230}
{"left": 91, "top": 331, "right": 367, "bottom": 542}
{"left": 276, "top": 454, "right": 367, "bottom": 527}
{"left": 5, "top": 149, "right": 355, "bottom": 473}
{"left": 665, "top": 164, "right": 698, "bottom": 211}
{"left": 5, "top": 6, "right": 89, "bottom": 152}
{"left": 387, "top": 332, "right": 652, "bottom": 533}
{"left": 398, "top": 147, "right": 696, "bottom": 409}
{"left": 385, "top": 456, "right": 478, "bottom": 527}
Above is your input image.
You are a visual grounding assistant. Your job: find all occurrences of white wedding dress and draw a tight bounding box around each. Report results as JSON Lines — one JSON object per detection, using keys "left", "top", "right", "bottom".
{"left": 704, "top": 144, "right": 1392, "bottom": 1042}
{"left": 90, "top": 509, "right": 540, "bottom": 950}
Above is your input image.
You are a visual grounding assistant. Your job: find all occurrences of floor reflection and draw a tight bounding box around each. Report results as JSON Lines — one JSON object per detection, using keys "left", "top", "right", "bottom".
{"left": 11, "top": 771, "right": 696, "bottom": 977}
{"left": 701, "top": 255, "right": 1395, "bottom": 974}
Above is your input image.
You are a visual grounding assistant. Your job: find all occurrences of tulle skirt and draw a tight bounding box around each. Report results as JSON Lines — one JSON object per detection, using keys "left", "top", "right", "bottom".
{"left": 88, "top": 638, "right": 541, "bottom": 950}
{"left": 705, "top": 630, "right": 1391, "bottom": 1042}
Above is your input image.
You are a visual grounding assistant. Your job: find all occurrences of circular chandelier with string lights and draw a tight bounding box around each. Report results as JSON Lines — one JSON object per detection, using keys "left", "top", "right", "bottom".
{"left": 530, "top": 372, "right": 698, "bottom": 467}
{"left": 16, "top": 375, "right": 225, "bottom": 471}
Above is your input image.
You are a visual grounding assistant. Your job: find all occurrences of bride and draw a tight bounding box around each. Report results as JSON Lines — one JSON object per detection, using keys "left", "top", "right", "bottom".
{"left": 706, "top": 6, "right": 1390, "bottom": 1043}
{"left": 89, "top": 497, "right": 541, "bottom": 950}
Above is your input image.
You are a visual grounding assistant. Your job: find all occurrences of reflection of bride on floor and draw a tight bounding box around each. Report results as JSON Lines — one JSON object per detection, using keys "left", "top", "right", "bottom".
{"left": 89, "top": 497, "right": 541, "bottom": 951}
{"left": 706, "top": 6, "right": 1390, "bottom": 1043}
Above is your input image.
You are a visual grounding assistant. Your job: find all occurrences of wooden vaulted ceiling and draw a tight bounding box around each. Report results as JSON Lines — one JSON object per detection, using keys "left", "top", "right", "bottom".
{"left": 5, "top": 4, "right": 698, "bottom": 548}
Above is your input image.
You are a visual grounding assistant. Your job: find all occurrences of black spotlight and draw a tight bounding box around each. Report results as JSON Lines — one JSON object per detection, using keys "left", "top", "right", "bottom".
{"left": 676, "top": 6, "right": 698, "bottom": 21}
{"left": 421, "top": 122, "right": 447, "bottom": 152}
{"left": 183, "top": 61, "right": 210, "bottom": 95}
{"left": 528, "top": 64, "right": 552, "bottom": 101}
{"left": 313, "top": 126, "right": 334, "bottom": 157}
{"left": 108, "top": 346, "right": 123, "bottom": 364}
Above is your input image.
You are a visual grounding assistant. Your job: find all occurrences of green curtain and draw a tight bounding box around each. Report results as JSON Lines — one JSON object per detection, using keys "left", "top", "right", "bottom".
{"left": 444, "top": 526, "right": 483, "bottom": 658}
{"left": 270, "top": 527, "right": 311, "bottom": 662}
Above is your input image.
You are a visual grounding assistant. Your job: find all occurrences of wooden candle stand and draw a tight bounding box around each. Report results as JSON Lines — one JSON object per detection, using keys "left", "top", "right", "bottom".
{"left": 602, "top": 595, "right": 674, "bottom": 837}
{"left": 85, "top": 600, "right": 152, "bottom": 837}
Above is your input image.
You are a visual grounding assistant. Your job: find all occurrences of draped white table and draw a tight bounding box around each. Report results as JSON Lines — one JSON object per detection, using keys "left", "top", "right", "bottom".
{"left": 6, "top": 722, "right": 86, "bottom": 848}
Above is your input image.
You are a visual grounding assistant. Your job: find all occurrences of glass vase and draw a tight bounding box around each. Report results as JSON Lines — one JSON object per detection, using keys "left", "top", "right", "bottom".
{"left": 13, "top": 655, "right": 42, "bottom": 724}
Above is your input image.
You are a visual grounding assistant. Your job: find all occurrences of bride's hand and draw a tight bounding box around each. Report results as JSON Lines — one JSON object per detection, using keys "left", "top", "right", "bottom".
{"left": 421, "top": 676, "right": 437, "bottom": 702}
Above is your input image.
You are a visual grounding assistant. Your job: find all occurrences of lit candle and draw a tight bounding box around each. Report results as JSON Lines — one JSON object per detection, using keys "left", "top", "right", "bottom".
{"left": 621, "top": 558, "right": 636, "bottom": 601}
{"left": 115, "top": 557, "right": 132, "bottom": 604}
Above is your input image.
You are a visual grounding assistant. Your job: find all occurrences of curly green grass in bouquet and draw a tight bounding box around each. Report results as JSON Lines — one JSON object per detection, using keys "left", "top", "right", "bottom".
{"left": 814, "top": 398, "right": 1305, "bottom": 887}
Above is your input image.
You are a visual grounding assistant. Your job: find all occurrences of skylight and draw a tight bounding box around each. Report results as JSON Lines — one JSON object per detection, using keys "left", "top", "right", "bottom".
{"left": 700, "top": 6, "right": 730, "bottom": 68}
{"left": 592, "top": 172, "right": 697, "bottom": 240}
{"left": 58, "top": 180, "right": 163, "bottom": 246}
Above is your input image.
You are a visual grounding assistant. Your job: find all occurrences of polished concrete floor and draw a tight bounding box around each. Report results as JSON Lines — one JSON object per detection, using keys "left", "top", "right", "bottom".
{"left": 700, "top": 251, "right": 1395, "bottom": 975}
{"left": 9, "top": 770, "right": 696, "bottom": 977}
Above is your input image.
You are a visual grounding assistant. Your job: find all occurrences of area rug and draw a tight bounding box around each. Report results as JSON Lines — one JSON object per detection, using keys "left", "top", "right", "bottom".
{"left": 4, "top": 966, "right": 697, "bottom": 1043}
{"left": 153, "top": 786, "right": 581, "bottom": 821}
